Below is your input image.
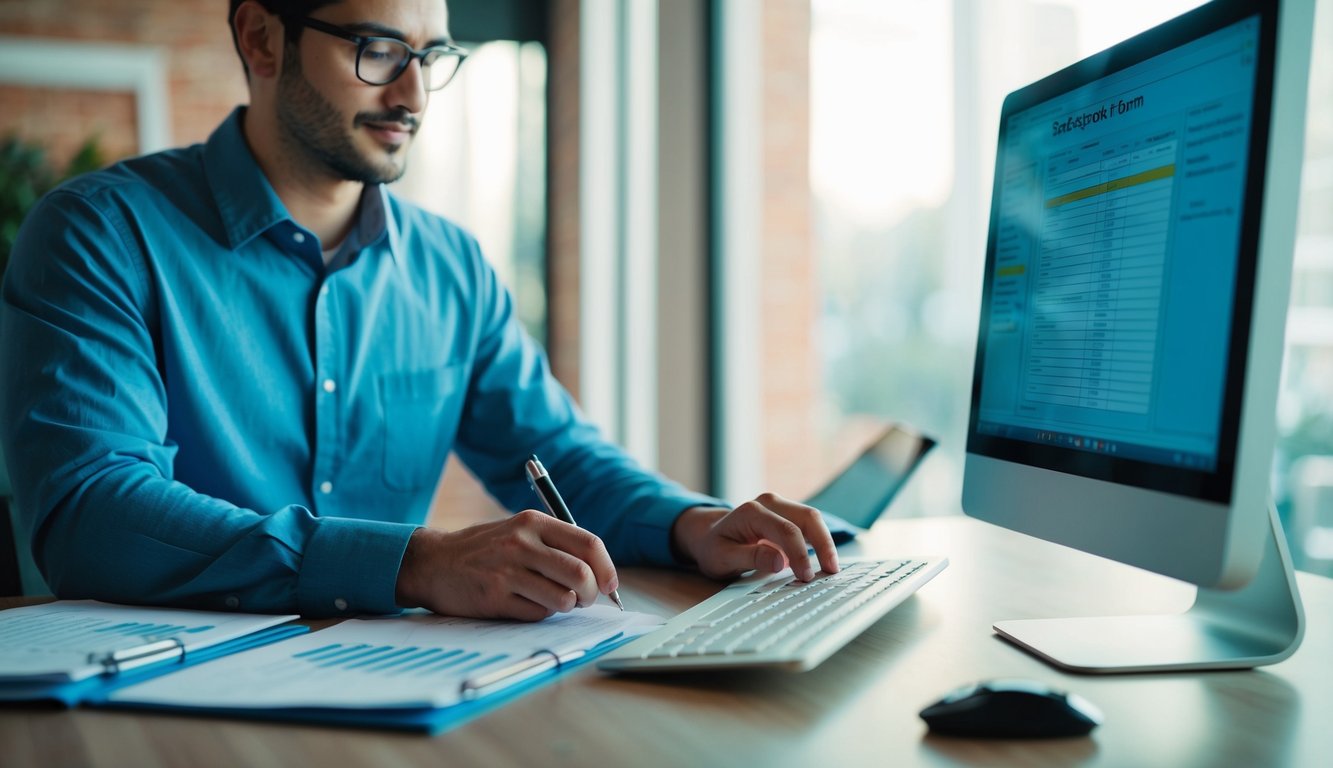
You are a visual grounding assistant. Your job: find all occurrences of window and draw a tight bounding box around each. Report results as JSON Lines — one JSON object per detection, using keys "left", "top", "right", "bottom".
{"left": 734, "top": 0, "right": 1333, "bottom": 573}
{"left": 1280, "top": 0, "right": 1333, "bottom": 573}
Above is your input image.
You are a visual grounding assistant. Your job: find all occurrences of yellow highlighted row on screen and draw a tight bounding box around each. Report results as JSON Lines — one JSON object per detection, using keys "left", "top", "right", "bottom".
{"left": 997, "top": 264, "right": 1026, "bottom": 277}
{"left": 1045, "top": 163, "right": 1176, "bottom": 208}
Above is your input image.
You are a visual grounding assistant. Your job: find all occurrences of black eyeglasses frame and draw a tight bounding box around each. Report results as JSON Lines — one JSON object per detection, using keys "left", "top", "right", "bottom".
{"left": 292, "top": 16, "right": 469, "bottom": 91}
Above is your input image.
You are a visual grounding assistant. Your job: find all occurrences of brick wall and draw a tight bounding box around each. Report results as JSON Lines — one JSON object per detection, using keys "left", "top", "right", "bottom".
{"left": 0, "top": 86, "right": 138, "bottom": 167}
{"left": 760, "top": 0, "right": 821, "bottom": 498}
{"left": 0, "top": 0, "right": 247, "bottom": 168}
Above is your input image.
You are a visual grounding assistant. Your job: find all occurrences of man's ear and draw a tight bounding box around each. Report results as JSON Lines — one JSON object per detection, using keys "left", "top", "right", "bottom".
{"left": 233, "top": 0, "right": 285, "bottom": 80}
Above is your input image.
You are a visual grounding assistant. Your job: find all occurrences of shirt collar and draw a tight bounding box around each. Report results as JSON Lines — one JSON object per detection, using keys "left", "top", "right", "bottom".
{"left": 203, "top": 106, "right": 399, "bottom": 262}
{"left": 203, "top": 107, "right": 291, "bottom": 251}
{"left": 325, "top": 184, "right": 391, "bottom": 270}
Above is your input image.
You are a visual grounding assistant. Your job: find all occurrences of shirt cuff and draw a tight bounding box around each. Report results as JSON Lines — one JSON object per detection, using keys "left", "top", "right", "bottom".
{"left": 297, "top": 517, "right": 419, "bottom": 617}
{"left": 633, "top": 491, "right": 730, "bottom": 567}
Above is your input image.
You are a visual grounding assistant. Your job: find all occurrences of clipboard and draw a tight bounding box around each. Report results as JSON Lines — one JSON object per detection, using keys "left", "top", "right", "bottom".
{"left": 5, "top": 600, "right": 658, "bottom": 732}
{"left": 95, "top": 631, "right": 636, "bottom": 734}
{"left": 0, "top": 601, "right": 307, "bottom": 706}
{"left": 7, "top": 624, "right": 309, "bottom": 706}
{"left": 93, "top": 605, "right": 660, "bottom": 733}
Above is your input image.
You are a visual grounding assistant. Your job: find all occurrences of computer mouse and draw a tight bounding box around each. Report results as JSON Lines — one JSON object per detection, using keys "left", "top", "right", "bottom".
{"left": 919, "top": 679, "right": 1103, "bottom": 738}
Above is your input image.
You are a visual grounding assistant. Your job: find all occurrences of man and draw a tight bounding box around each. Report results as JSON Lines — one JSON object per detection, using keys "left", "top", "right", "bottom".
{"left": 0, "top": 0, "right": 838, "bottom": 620}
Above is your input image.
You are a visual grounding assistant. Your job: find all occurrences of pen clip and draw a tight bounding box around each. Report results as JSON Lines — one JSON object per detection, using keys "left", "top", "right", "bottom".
{"left": 532, "top": 491, "right": 559, "bottom": 519}
{"left": 525, "top": 457, "right": 562, "bottom": 519}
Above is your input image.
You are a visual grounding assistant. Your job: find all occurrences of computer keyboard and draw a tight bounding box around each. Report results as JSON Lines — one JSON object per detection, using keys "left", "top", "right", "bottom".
{"left": 597, "top": 556, "right": 947, "bottom": 673}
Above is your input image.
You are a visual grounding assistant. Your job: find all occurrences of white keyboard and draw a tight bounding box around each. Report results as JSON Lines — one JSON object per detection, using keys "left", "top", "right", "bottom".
{"left": 598, "top": 556, "right": 947, "bottom": 673}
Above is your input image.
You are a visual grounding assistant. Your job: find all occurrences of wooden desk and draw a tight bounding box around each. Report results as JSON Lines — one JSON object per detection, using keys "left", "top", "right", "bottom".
{"left": 2, "top": 515, "right": 1329, "bottom": 767}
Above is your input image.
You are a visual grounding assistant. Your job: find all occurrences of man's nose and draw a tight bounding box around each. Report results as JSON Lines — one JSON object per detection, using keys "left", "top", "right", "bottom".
{"left": 385, "top": 58, "right": 428, "bottom": 115}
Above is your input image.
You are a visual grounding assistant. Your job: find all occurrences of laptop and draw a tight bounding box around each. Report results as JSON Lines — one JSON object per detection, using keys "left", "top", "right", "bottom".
{"left": 806, "top": 422, "right": 936, "bottom": 544}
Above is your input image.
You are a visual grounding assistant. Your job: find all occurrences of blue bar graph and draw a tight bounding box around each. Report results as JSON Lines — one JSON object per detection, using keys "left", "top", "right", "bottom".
{"left": 285, "top": 643, "right": 510, "bottom": 678}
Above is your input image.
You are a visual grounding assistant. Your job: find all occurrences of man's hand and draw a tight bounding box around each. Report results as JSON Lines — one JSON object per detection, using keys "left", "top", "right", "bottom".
{"left": 395, "top": 510, "right": 620, "bottom": 621}
{"left": 670, "top": 493, "right": 839, "bottom": 582}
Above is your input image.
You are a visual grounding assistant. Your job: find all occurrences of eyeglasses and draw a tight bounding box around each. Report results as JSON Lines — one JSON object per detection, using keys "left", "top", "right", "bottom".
{"left": 293, "top": 16, "right": 468, "bottom": 91}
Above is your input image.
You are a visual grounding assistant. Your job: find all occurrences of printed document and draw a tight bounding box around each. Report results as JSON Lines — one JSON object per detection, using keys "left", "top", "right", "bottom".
{"left": 109, "top": 605, "right": 663, "bottom": 709}
{"left": 0, "top": 601, "right": 297, "bottom": 682}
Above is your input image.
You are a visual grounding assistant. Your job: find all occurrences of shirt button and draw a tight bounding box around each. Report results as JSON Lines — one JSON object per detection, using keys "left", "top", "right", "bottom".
{"left": 319, "top": 284, "right": 330, "bottom": 297}
{"left": 334, "top": 598, "right": 349, "bottom": 611}
{"left": 319, "top": 481, "right": 333, "bottom": 494}
{"left": 293, "top": 231, "right": 307, "bottom": 244}
{"left": 225, "top": 595, "right": 240, "bottom": 609}
{"left": 322, "top": 379, "right": 337, "bottom": 393}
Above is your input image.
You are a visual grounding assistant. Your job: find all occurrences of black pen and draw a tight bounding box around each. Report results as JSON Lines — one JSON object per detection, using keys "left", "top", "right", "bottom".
{"left": 524, "top": 455, "right": 625, "bottom": 611}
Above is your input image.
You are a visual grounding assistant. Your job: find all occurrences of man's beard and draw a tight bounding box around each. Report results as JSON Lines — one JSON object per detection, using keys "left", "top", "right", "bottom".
{"left": 276, "top": 48, "right": 417, "bottom": 184}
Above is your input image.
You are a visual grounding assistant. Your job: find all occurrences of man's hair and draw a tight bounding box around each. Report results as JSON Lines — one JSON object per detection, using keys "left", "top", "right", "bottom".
{"left": 228, "top": 0, "right": 341, "bottom": 79}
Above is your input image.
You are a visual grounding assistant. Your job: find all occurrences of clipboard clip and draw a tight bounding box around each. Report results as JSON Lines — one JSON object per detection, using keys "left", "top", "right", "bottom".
{"left": 88, "top": 637, "right": 186, "bottom": 675}
{"left": 459, "top": 646, "right": 588, "bottom": 701}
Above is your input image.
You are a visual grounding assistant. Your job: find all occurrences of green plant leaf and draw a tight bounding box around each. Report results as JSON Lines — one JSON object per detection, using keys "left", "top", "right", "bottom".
{"left": 0, "top": 133, "right": 105, "bottom": 278}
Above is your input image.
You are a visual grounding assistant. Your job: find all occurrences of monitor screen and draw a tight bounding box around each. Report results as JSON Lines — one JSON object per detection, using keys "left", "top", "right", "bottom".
{"left": 969, "top": 12, "right": 1268, "bottom": 503}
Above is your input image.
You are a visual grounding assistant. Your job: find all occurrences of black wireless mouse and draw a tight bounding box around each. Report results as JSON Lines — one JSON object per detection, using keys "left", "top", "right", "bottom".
{"left": 919, "top": 679, "right": 1103, "bottom": 738}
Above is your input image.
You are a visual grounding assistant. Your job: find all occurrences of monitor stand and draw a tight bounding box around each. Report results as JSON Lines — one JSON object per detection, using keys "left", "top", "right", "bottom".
{"left": 993, "top": 503, "right": 1305, "bottom": 673}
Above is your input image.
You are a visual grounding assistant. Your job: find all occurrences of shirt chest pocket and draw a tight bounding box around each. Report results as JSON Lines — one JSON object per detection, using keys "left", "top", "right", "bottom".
{"left": 377, "top": 364, "right": 468, "bottom": 492}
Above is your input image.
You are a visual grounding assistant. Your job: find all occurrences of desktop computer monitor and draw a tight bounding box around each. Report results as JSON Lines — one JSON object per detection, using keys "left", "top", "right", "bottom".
{"left": 962, "top": 0, "right": 1313, "bottom": 672}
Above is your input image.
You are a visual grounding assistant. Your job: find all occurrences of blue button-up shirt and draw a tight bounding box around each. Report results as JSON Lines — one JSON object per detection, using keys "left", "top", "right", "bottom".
{"left": 0, "top": 108, "right": 720, "bottom": 617}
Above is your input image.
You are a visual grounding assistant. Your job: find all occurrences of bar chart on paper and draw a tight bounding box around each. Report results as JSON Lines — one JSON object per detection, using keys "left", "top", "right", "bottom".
{"left": 108, "top": 606, "right": 663, "bottom": 710}
{"left": 1023, "top": 136, "right": 1177, "bottom": 414}
{"left": 0, "top": 601, "right": 297, "bottom": 682}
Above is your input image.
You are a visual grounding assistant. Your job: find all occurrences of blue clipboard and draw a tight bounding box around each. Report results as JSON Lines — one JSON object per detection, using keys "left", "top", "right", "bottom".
{"left": 91, "top": 631, "right": 636, "bottom": 734}
{"left": 2, "top": 623, "right": 309, "bottom": 707}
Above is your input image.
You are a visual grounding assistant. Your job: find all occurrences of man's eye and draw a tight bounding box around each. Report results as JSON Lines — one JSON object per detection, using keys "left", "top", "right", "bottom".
{"left": 362, "top": 42, "right": 401, "bottom": 63}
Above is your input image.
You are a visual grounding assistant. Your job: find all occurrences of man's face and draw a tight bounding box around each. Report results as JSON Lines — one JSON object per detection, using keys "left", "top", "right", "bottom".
{"left": 276, "top": 0, "right": 450, "bottom": 184}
